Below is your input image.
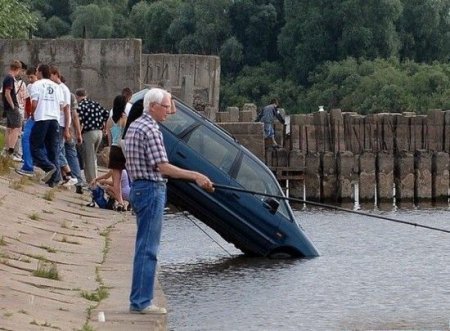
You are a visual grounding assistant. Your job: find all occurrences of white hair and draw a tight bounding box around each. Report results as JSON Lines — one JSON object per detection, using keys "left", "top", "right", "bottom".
{"left": 143, "top": 88, "right": 170, "bottom": 111}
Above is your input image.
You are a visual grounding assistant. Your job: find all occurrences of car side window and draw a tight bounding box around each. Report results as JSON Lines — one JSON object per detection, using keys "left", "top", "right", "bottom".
{"left": 163, "top": 105, "right": 197, "bottom": 136}
{"left": 185, "top": 125, "right": 239, "bottom": 174}
{"left": 236, "top": 154, "right": 289, "bottom": 218}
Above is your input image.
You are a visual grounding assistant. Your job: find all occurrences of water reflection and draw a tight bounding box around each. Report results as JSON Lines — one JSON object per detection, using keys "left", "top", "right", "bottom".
{"left": 160, "top": 207, "right": 450, "bottom": 331}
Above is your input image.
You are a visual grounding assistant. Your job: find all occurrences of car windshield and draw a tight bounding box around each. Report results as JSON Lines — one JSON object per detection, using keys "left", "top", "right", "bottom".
{"left": 235, "top": 154, "right": 290, "bottom": 219}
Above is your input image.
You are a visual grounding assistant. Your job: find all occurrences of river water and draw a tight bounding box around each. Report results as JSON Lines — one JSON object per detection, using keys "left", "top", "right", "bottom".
{"left": 159, "top": 203, "right": 450, "bottom": 331}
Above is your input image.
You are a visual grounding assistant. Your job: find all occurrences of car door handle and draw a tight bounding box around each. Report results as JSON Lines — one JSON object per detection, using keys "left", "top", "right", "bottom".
{"left": 176, "top": 151, "right": 187, "bottom": 159}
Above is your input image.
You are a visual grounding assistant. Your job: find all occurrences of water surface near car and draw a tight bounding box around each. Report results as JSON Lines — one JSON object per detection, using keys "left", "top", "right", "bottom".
{"left": 160, "top": 204, "right": 450, "bottom": 331}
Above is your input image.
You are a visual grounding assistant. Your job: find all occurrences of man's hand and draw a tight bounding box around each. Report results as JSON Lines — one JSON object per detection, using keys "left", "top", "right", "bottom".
{"left": 194, "top": 173, "right": 214, "bottom": 192}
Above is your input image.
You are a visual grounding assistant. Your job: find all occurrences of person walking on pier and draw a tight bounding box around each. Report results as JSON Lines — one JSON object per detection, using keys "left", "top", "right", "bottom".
{"left": 256, "top": 98, "right": 285, "bottom": 148}
{"left": 125, "top": 88, "right": 214, "bottom": 314}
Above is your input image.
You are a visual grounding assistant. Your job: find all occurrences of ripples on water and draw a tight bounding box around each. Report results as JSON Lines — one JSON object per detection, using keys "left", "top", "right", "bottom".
{"left": 159, "top": 204, "right": 450, "bottom": 331}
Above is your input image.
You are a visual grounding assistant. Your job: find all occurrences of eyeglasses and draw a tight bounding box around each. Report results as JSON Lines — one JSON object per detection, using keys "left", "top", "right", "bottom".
{"left": 154, "top": 103, "right": 171, "bottom": 110}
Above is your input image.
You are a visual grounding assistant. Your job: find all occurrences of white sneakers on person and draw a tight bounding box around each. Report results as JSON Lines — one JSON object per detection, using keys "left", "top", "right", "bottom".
{"left": 62, "top": 177, "right": 78, "bottom": 187}
{"left": 129, "top": 304, "right": 167, "bottom": 314}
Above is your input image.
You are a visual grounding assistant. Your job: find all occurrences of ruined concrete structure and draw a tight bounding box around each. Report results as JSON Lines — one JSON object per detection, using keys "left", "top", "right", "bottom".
{"left": 216, "top": 106, "right": 450, "bottom": 204}
{"left": 0, "top": 39, "right": 141, "bottom": 109}
{"left": 142, "top": 54, "right": 220, "bottom": 110}
{"left": 0, "top": 39, "right": 220, "bottom": 110}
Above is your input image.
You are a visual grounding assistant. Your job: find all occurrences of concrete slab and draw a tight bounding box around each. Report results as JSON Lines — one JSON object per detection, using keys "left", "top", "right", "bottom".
{"left": 0, "top": 164, "right": 167, "bottom": 330}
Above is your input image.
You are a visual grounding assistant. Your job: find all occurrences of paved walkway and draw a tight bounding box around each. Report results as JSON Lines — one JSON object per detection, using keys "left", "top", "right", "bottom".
{"left": 0, "top": 164, "right": 167, "bottom": 330}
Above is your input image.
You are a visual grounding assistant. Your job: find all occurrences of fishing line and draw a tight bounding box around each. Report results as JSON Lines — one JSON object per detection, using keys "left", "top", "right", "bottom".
{"left": 213, "top": 183, "right": 450, "bottom": 234}
{"left": 173, "top": 206, "right": 233, "bottom": 256}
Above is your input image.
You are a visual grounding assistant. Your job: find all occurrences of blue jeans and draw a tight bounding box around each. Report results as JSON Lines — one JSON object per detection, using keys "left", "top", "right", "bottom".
{"left": 30, "top": 119, "right": 60, "bottom": 184}
{"left": 129, "top": 180, "right": 167, "bottom": 310}
{"left": 21, "top": 118, "right": 34, "bottom": 172}
{"left": 59, "top": 127, "right": 83, "bottom": 186}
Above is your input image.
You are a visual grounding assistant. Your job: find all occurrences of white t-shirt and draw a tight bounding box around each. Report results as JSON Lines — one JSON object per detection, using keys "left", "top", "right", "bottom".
{"left": 58, "top": 82, "right": 71, "bottom": 128}
{"left": 31, "top": 79, "right": 65, "bottom": 122}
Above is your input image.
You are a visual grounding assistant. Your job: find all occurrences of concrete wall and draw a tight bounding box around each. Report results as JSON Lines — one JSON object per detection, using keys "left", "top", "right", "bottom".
{"left": 142, "top": 54, "right": 220, "bottom": 111}
{"left": 217, "top": 105, "right": 450, "bottom": 203}
{"left": 0, "top": 39, "right": 142, "bottom": 109}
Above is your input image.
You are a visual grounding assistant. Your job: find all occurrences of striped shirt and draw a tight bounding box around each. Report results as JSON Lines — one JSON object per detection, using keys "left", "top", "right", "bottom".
{"left": 124, "top": 113, "right": 168, "bottom": 182}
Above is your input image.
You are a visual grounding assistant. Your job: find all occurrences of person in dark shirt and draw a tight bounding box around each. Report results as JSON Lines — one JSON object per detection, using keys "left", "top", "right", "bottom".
{"left": 2, "top": 60, "right": 23, "bottom": 158}
{"left": 75, "top": 88, "right": 109, "bottom": 183}
{"left": 255, "top": 98, "right": 285, "bottom": 148}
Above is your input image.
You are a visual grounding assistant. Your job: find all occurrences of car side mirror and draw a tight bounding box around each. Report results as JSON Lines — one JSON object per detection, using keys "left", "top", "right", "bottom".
{"left": 263, "top": 197, "right": 280, "bottom": 214}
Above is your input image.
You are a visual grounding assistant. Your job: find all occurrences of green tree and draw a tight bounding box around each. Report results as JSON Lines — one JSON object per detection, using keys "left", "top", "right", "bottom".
{"left": 279, "top": 0, "right": 402, "bottom": 85}
{"left": 0, "top": 0, "right": 37, "bottom": 38}
{"left": 169, "top": 0, "right": 231, "bottom": 54}
{"left": 220, "top": 37, "right": 244, "bottom": 76}
{"left": 228, "top": 1, "right": 280, "bottom": 66}
{"left": 71, "top": 4, "right": 114, "bottom": 38}
{"left": 398, "top": 0, "right": 450, "bottom": 62}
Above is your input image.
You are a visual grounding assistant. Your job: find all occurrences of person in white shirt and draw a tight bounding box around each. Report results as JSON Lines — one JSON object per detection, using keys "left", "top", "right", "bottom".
{"left": 30, "top": 64, "right": 66, "bottom": 187}
{"left": 49, "top": 66, "right": 79, "bottom": 187}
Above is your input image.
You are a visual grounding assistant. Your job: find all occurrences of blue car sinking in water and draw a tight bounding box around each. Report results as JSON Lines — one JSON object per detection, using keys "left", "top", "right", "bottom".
{"left": 129, "top": 89, "right": 319, "bottom": 258}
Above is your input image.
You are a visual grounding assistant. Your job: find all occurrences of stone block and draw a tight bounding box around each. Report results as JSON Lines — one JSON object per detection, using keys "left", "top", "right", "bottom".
{"left": 313, "top": 111, "right": 330, "bottom": 152}
{"left": 288, "top": 150, "right": 305, "bottom": 170}
{"left": 305, "top": 152, "right": 321, "bottom": 201}
{"left": 337, "top": 151, "right": 354, "bottom": 202}
{"left": 242, "top": 103, "right": 258, "bottom": 120}
{"left": 321, "top": 152, "right": 337, "bottom": 201}
{"left": 239, "top": 111, "right": 253, "bottom": 122}
{"left": 226, "top": 106, "right": 240, "bottom": 122}
{"left": 204, "top": 106, "right": 216, "bottom": 122}
{"left": 432, "top": 152, "right": 449, "bottom": 201}
{"left": 376, "top": 152, "right": 394, "bottom": 202}
{"left": 394, "top": 151, "right": 415, "bottom": 202}
{"left": 359, "top": 152, "right": 376, "bottom": 201}
{"left": 272, "top": 148, "right": 288, "bottom": 167}
{"left": 427, "top": 109, "right": 444, "bottom": 152}
{"left": 290, "top": 125, "right": 300, "bottom": 150}
{"left": 364, "top": 114, "right": 378, "bottom": 152}
{"left": 329, "top": 108, "right": 345, "bottom": 153}
{"left": 414, "top": 150, "right": 432, "bottom": 200}
{"left": 216, "top": 111, "right": 230, "bottom": 123}
{"left": 411, "top": 115, "right": 425, "bottom": 150}
{"left": 395, "top": 115, "right": 410, "bottom": 152}
{"left": 445, "top": 110, "right": 450, "bottom": 153}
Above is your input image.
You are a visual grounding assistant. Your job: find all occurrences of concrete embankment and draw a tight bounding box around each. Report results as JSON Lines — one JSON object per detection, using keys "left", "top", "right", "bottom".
{"left": 0, "top": 165, "right": 167, "bottom": 330}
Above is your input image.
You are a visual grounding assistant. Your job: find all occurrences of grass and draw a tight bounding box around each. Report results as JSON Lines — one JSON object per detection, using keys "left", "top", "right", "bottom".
{"left": 79, "top": 323, "right": 95, "bottom": 331}
{"left": 0, "top": 155, "right": 13, "bottom": 176}
{"left": 0, "top": 236, "right": 6, "bottom": 246}
{"left": 43, "top": 188, "right": 56, "bottom": 201}
{"left": 80, "top": 287, "right": 109, "bottom": 302}
{"left": 29, "top": 212, "right": 40, "bottom": 221}
{"left": 32, "top": 260, "right": 60, "bottom": 280}
{"left": 40, "top": 245, "right": 57, "bottom": 253}
{"left": 60, "top": 236, "right": 79, "bottom": 245}
{"left": 9, "top": 179, "right": 24, "bottom": 191}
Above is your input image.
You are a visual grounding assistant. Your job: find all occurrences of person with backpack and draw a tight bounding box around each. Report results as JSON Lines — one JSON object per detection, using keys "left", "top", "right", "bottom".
{"left": 255, "top": 98, "right": 285, "bottom": 148}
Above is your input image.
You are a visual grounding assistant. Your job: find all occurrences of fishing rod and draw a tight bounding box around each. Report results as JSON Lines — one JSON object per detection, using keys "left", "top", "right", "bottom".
{"left": 212, "top": 183, "right": 450, "bottom": 234}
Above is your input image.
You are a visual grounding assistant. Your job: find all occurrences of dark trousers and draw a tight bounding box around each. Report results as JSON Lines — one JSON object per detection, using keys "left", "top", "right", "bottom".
{"left": 30, "top": 119, "right": 60, "bottom": 184}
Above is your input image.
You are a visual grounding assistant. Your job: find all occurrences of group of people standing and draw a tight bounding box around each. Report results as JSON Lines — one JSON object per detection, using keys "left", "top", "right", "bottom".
{"left": 3, "top": 60, "right": 217, "bottom": 315}
{"left": 1, "top": 59, "right": 114, "bottom": 195}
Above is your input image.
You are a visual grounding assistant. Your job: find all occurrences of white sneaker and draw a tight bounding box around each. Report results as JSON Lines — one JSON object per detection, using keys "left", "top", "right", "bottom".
{"left": 12, "top": 153, "right": 22, "bottom": 162}
{"left": 129, "top": 304, "right": 167, "bottom": 314}
{"left": 62, "top": 177, "right": 78, "bottom": 187}
{"left": 15, "top": 168, "right": 34, "bottom": 178}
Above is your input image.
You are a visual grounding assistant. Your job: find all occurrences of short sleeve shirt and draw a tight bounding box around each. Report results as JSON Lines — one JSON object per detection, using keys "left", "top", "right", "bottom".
{"left": 2, "top": 74, "right": 18, "bottom": 111}
{"left": 124, "top": 113, "right": 168, "bottom": 182}
{"left": 77, "top": 98, "right": 109, "bottom": 133}
{"left": 31, "top": 78, "right": 64, "bottom": 122}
